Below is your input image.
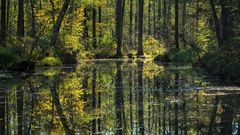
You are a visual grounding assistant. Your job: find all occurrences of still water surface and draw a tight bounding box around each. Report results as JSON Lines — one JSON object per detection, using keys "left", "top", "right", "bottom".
{"left": 0, "top": 60, "right": 240, "bottom": 135}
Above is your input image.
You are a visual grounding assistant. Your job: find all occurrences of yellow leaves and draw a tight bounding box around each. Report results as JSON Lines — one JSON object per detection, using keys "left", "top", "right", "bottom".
{"left": 143, "top": 36, "right": 166, "bottom": 57}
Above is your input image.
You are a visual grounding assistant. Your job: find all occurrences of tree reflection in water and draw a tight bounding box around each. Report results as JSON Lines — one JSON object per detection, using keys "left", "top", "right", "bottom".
{"left": 0, "top": 60, "right": 240, "bottom": 135}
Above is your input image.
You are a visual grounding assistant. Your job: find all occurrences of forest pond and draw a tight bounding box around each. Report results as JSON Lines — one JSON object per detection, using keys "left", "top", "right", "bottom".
{"left": 0, "top": 60, "right": 240, "bottom": 135}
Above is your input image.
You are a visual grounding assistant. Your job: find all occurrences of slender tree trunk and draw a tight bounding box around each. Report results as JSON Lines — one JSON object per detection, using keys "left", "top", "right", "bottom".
{"left": 134, "top": 0, "right": 138, "bottom": 48}
{"left": 122, "top": 0, "right": 126, "bottom": 23}
{"left": 129, "top": 70, "right": 133, "bottom": 135}
{"left": 175, "top": 0, "right": 179, "bottom": 49}
{"left": 115, "top": 0, "right": 124, "bottom": 57}
{"left": 115, "top": 61, "right": 123, "bottom": 134}
{"left": 157, "top": 0, "right": 162, "bottom": 38}
{"left": 220, "top": 0, "right": 233, "bottom": 42}
{"left": 196, "top": 0, "right": 199, "bottom": 33}
{"left": 153, "top": 0, "right": 156, "bottom": 38}
{"left": 137, "top": 0, "right": 144, "bottom": 56}
{"left": 137, "top": 61, "right": 144, "bottom": 134}
{"left": 39, "top": 0, "right": 42, "bottom": 9}
{"left": 67, "top": 0, "right": 74, "bottom": 32}
{"left": 6, "top": 0, "right": 10, "bottom": 33}
{"left": 129, "top": 0, "right": 133, "bottom": 48}
{"left": 17, "top": 87, "right": 23, "bottom": 135}
{"left": 50, "top": 0, "right": 71, "bottom": 47}
{"left": 209, "top": 0, "right": 222, "bottom": 46}
{"left": 181, "top": 0, "right": 186, "bottom": 46}
{"left": 92, "top": 68, "right": 97, "bottom": 134}
{"left": 98, "top": 7, "right": 102, "bottom": 39}
{"left": 17, "top": 0, "right": 24, "bottom": 37}
{"left": 49, "top": 0, "right": 55, "bottom": 26}
{"left": 0, "top": 0, "right": 7, "bottom": 44}
{"left": 220, "top": 104, "right": 233, "bottom": 135}
{"left": 30, "top": 0, "right": 36, "bottom": 37}
{"left": 148, "top": 0, "right": 151, "bottom": 36}
{"left": 174, "top": 73, "right": 179, "bottom": 135}
{"left": 50, "top": 78, "right": 74, "bottom": 135}
{"left": 163, "top": 0, "right": 167, "bottom": 43}
{"left": 207, "top": 97, "right": 219, "bottom": 135}
{"left": 0, "top": 90, "right": 5, "bottom": 135}
{"left": 182, "top": 93, "right": 187, "bottom": 135}
{"left": 82, "top": 8, "right": 89, "bottom": 42}
{"left": 97, "top": 81, "right": 101, "bottom": 133}
{"left": 92, "top": 8, "right": 97, "bottom": 49}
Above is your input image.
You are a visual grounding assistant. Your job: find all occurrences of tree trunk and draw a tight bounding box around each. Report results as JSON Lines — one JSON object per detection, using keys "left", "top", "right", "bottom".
{"left": 174, "top": 73, "right": 179, "bottom": 135}
{"left": 17, "top": 0, "right": 24, "bottom": 37}
{"left": 115, "top": 62, "right": 123, "bottom": 134}
{"left": 92, "top": 68, "right": 97, "bottom": 134}
{"left": 50, "top": 0, "right": 71, "bottom": 47}
{"left": 163, "top": 0, "right": 167, "bottom": 42}
{"left": 17, "top": 87, "right": 23, "bottom": 135}
{"left": 220, "top": 104, "right": 233, "bottom": 135}
{"left": 196, "top": 0, "right": 199, "bottom": 33}
{"left": 0, "top": 0, "right": 7, "bottom": 44}
{"left": 175, "top": 0, "right": 179, "bottom": 49}
{"left": 181, "top": 0, "right": 186, "bottom": 46}
{"left": 153, "top": 0, "right": 156, "bottom": 38}
{"left": 0, "top": 90, "right": 5, "bottom": 135}
{"left": 207, "top": 97, "right": 219, "bottom": 135}
{"left": 50, "top": 77, "right": 74, "bottom": 135}
{"left": 30, "top": 0, "right": 36, "bottom": 37}
{"left": 92, "top": 8, "right": 97, "bottom": 49}
{"left": 49, "top": 0, "right": 55, "bottom": 26}
{"left": 82, "top": 8, "right": 89, "bottom": 42}
{"left": 98, "top": 7, "right": 102, "bottom": 39}
{"left": 209, "top": 0, "right": 222, "bottom": 46}
{"left": 157, "top": 0, "right": 161, "bottom": 38}
{"left": 148, "top": 0, "right": 151, "bottom": 36}
{"left": 134, "top": 0, "right": 138, "bottom": 48}
{"left": 115, "top": 0, "right": 124, "bottom": 57}
{"left": 137, "top": 0, "right": 144, "bottom": 57}
{"left": 221, "top": 0, "right": 233, "bottom": 42}
{"left": 129, "top": 0, "right": 133, "bottom": 48}
{"left": 137, "top": 61, "right": 144, "bottom": 134}
{"left": 6, "top": 0, "right": 10, "bottom": 32}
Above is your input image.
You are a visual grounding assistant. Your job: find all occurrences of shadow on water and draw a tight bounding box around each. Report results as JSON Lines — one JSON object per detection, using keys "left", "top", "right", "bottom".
{"left": 0, "top": 59, "right": 240, "bottom": 135}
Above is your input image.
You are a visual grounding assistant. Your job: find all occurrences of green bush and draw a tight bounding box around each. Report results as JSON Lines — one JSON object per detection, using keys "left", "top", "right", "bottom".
{"left": 0, "top": 47, "right": 19, "bottom": 69}
{"left": 202, "top": 39, "right": 240, "bottom": 82}
{"left": 94, "top": 35, "right": 116, "bottom": 58}
{"left": 144, "top": 37, "right": 166, "bottom": 58}
{"left": 167, "top": 47, "right": 199, "bottom": 64}
{"left": 38, "top": 56, "right": 63, "bottom": 66}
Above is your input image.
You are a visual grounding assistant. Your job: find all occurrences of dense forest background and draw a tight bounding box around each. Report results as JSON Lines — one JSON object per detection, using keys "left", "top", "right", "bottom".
{"left": 0, "top": 0, "right": 240, "bottom": 81}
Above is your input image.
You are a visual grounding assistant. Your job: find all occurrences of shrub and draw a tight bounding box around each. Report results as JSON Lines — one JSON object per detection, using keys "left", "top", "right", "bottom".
{"left": 144, "top": 37, "right": 166, "bottom": 58}
{"left": 167, "top": 47, "right": 198, "bottom": 64}
{"left": 38, "top": 56, "right": 63, "bottom": 66}
{"left": 94, "top": 35, "right": 116, "bottom": 58}
{"left": 0, "top": 47, "right": 19, "bottom": 69}
{"left": 202, "top": 38, "right": 240, "bottom": 82}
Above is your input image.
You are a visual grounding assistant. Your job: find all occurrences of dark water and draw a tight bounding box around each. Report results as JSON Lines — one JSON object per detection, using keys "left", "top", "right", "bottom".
{"left": 0, "top": 60, "right": 240, "bottom": 135}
